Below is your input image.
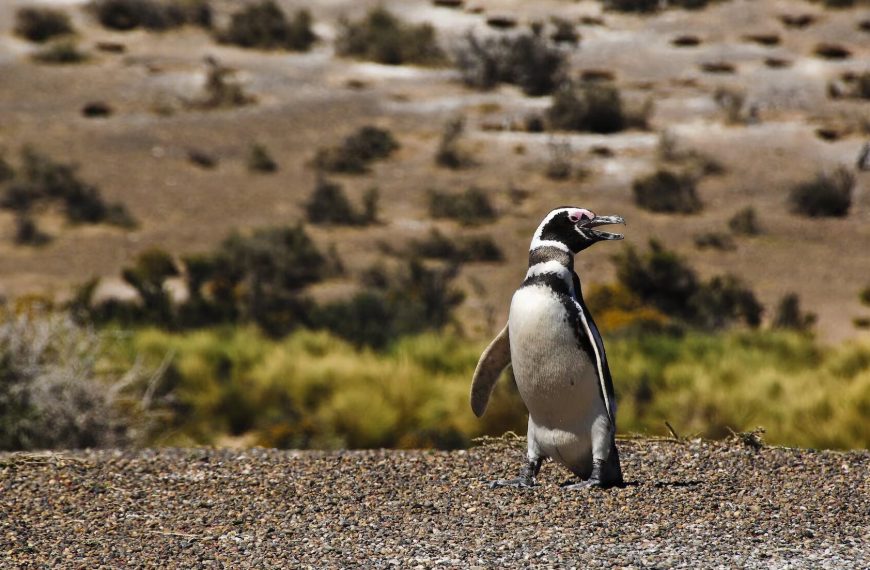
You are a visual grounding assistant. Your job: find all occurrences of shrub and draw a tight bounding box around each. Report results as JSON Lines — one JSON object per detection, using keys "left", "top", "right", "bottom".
{"left": 728, "top": 207, "right": 761, "bottom": 235}
{"left": 32, "top": 40, "right": 88, "bottom": 64}
{"left": 657, "top": 131, "right": 725, "bottom": 177}
{"left": 360, "top": 187, "right": 379, "bottom": 225}
{"left": 247, "top": 143, "right": 277, "bottom": 173}
{"left": 215, "top": 226, "right": 324, "bottom": 334}
{"left": 613, "top": 240, "right": 761, "bottom": 329}
{"left": 671, "top": 35, "right": 701, "bottom": 47}
{"left": 192, "top": 60, "right": 255, "bottom": 109}
{"left": 861, "top": 287, "right": 870, "bottom": 307}
{"left": 0, "top": 147, "right": 135, "bottom": 228}
{"left": 772, "top": 293, "right": 816, "bottom": 331}
{"left": 788, "top": 167, "right": 854, "bottom": 218}
{"left": 550, "top": 17, "right": 579, "bottom": 45}
{"left": 336, "top": 7, "right": 445, "bottom": 66}
{"left": 116, "top": 325, "right": 870, "bottom": 450}
{"left": 14, "top": 7, "right": 74, "bottom": 43}
{"left": 455, "top": 27, "right": 565, "bottom": 96}
{"left": 187, "top": 149, "right": 216, "bottom": 169}
{"left": 547, "top": 83, "right": 628, "bottom": 134}
{"left": 218, "top": 1, "right": 315, "bottom": 51}
{"left": 545, "top": 140, "right": 574, "bottom": 180}
{"left": 312, "top": 259, "right": 465, "bottom": 349}
{"left": 601, "top": 0, "right": 660, "bottom": 13}
{"left": 0, "top": 154, "right": 13, "bottom": 184}
{"left": 632, "top": 169, "right": 702, "bottom": 214}
{"left": 691, "top": 274, "right": 763, "bottom": 330}
{"left": 305, "top": 179, "right": 379, "bottom": 226}
{"left": 814, "top": 43, "right": 851, "bottom": 60}
{"left": 435, "top": 117, "right": 473, "bottom": 169}
{"left": 607, "top": 330, "right": 870, "bottom": 448}
{"left": 0, "top": 313, "right": 134, "bottom": 450}
{"left": 88, "top": 0, "right": 211, "bottom": 32}
{"left": 428, "top": 187, "right": 496, "bottom": 225}
{"left": 13, "top": 215, "right": 51, "bottom": 247}
{"left": 693, "top": 232, "right": 735, "bottom": 251}
{"left": 120, "top": 326, "right": 520, "bottom": 448}
{"left": 408, "top": 229, "right": 503, "bottom": 263}
{"left": 314, "top": 126, "right": 399, "bottom": 174}
{"left": 118, "top": 248, "right": 178, "bottom": 327}
{"left": 82, "top": 101, "right": 113, "bottom": 118}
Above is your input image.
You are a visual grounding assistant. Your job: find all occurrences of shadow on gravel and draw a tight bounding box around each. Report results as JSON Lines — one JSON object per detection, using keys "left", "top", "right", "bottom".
{"left": 652, "top": 480, "right": 702, "bottom": 488}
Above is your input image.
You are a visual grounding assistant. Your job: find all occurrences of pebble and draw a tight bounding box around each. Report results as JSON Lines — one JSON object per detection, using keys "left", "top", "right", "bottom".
{"left": 0, "top": 440, "right": 867, "bottom": 567}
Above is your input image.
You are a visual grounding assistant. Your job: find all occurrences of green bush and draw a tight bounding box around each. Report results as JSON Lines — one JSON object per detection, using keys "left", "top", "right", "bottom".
{"left": 548, "top": 83, "right": 627, "bottom": 134}
{"left": 120, "top": 327, "right": 523, "bottom": 448}
{"left": 314, "top": 126, "right": 399, "bottom": 174}
{"left": 115, "top": 325, "right": 870, "bottom": 450}
{"left": 608, "top": 330, "right": 870, "bottom": 449}
{"left": 788, "top": 167, "right": 854, "bottom": 217}
{"left": 428, "top": 187, "right": 496, "bottom": 225}
{"left": 14, "top": 7, "right": 74, "bottom": 42}
{"left": 633, "top": 169, "right": 702, "bottom": 214}
{"left": 455, "top": 27, "right": 565, "bottom": 96}
{"left": 88, "top": 0, "right": 211, "bottom": 32}
{"left": 336, "top": 7, "right": 445, "bottom": 66}
{"left": 218, "top": 1, "right": 315, "bottom": 51}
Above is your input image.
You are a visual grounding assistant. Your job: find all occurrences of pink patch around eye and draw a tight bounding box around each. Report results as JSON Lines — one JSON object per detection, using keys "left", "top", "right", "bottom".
{"left": 568, "top": 208, "right": 595, "bottom": 222}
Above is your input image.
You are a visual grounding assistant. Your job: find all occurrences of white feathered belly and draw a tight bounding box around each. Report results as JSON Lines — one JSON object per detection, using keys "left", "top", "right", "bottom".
{"left": 509, "top": 286, "right": 607, "bottom": 472}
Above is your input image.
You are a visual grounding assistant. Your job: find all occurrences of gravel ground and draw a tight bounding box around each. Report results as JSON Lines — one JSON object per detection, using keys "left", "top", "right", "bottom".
{"left": 1, "top": 439, "right": 867, "bottom": 568}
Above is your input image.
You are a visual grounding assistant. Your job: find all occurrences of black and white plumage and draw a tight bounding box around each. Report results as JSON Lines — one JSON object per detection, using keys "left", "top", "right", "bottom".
{"left": 470, "top": 207, "right": 625, "bottom": 489}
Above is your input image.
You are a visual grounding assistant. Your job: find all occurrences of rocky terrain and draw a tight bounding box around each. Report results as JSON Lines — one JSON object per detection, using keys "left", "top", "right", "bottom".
{"left": 2, "top": 439, "right": 867, "bottom": 567}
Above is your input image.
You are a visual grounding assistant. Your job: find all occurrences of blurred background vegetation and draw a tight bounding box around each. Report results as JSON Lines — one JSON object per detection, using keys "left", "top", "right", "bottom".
{"left": 1, "top": 0, "right": 868, "bottom": 451}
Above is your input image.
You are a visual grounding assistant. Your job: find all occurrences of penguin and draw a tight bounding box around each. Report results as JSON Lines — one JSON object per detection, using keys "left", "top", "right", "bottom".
{"left": 470, "top": 207, "right": 625, "bottom": 489}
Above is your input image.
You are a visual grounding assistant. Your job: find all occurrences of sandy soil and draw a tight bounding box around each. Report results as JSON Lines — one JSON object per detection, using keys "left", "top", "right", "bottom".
{"left": 0, "top": 0, "right": 868, "bottom": 341}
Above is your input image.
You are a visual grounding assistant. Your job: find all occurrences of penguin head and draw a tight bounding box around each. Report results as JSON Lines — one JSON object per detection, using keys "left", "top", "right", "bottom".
{"left": 531, "top": 207, "right": 625, "bottom": 253}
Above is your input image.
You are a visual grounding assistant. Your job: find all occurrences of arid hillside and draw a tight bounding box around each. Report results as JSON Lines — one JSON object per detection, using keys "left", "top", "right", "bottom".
{"left": 0, "top": 0, "right": 868, "bottom": 342}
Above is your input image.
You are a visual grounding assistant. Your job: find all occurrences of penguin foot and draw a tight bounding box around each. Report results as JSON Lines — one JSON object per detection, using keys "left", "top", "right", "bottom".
{"left": 561, "top": 478, "right": 603, "bottom": 491}
{"left": 488, "top": 476, "right": 536, "bottom": 489}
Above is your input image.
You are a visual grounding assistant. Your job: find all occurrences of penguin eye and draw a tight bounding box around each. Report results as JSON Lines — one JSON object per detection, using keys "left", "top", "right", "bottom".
{"left": 568, "top": 213, "right": 579, "bottom": 222}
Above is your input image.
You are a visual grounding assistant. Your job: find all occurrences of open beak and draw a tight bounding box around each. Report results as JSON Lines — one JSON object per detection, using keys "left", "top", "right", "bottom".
{"left": 578, "top": 215, "right": 625, "bottom": 240}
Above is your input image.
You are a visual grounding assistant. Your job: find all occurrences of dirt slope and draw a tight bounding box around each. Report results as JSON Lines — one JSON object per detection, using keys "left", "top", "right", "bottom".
{"left": 1, "top": 440, "right": 867, "bottom": 568}
{"left": 1, "top": 0, "right": 869, "bottom": 342}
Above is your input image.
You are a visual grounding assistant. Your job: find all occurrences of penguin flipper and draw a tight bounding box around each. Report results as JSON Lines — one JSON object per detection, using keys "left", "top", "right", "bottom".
{"left": 470, "top": 324, "right": 511, "bottom": 417}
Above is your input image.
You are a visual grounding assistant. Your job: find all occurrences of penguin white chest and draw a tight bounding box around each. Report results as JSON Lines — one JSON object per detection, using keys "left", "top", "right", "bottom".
{"left": 508, "top": 286, "right": 602, "bottom": 421}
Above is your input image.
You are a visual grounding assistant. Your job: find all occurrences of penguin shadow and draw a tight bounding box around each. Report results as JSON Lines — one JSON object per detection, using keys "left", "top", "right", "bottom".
{"left": 651, "top": 480, "right": 702, "bottom": 489}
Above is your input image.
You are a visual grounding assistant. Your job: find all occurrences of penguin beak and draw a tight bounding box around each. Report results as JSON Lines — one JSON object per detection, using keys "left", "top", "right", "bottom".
{"left": 577, "top": 215, "right": 625, "bottom": 241}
